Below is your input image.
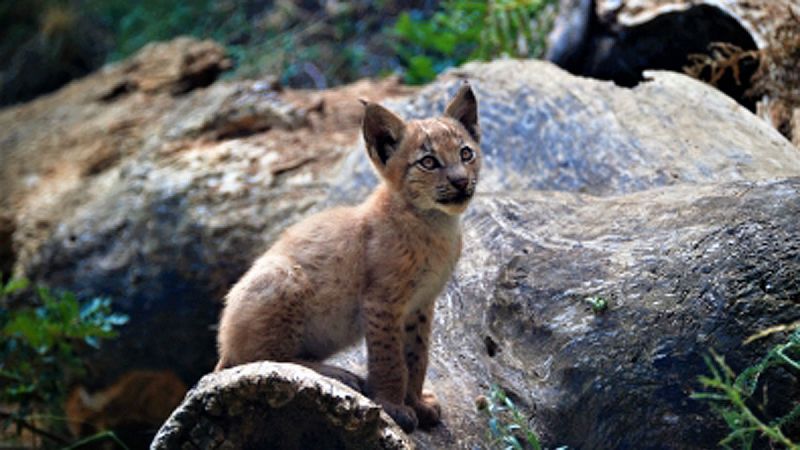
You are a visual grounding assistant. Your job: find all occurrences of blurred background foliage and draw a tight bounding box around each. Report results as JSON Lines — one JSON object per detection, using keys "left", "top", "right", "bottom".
{"left": 391, "top": 0, "right": 558, "bottom": 84}
{"left": 1, "top": 277, "right": 128, "bottom": 448}
{"left": 0, "top": 0, "right": 559, "bottom": 106}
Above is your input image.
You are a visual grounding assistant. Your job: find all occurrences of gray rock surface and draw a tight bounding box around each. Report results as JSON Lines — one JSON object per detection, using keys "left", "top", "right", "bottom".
{"left": 395, "top": 178, "right": 800, "bottom": 449}
{"left": 2, "top": 44, "right": 799, "bottom": 448}
{"left": 151, "top": 362, "right": 412, "bottom": 450}
{"left": 332, "top": 61, "right": 798, "bottom": 200}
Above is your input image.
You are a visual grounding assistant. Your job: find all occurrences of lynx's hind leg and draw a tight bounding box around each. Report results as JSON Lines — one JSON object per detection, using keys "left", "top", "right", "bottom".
{"left": 216, "top": 258, "right": 312, "bottom": 370}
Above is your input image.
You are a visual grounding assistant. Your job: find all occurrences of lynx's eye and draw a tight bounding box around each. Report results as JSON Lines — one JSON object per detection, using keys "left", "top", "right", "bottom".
{"left": 460, "top": 146, "right": 475, "bottom": 162}
{"left": 418, "top": 156, "right": 441, "bottom": 170}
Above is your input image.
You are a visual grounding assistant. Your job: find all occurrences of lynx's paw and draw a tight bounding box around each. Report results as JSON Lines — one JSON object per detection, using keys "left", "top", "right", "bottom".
{"left": 411, "top": 390, "right": 442, "bottom": 429}
{"left": 378, "top": 400, "right": 418, "bottom": 433}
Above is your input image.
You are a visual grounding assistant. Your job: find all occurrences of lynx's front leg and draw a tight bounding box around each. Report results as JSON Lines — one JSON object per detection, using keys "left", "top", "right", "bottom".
{"left": 363, "top": 298, "right": 419, "bottom": 433}
{"left": 404, "top": 302, "right": 441, "bottom": 429}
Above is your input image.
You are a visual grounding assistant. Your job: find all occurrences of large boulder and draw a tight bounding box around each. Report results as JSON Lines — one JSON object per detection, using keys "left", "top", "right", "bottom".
{"left": 0, "top": 37, "right": 233, "bottom": 282}
{"left": 402, "top": 177, "right": 800, "bottom": 449}
{"left": 3, "top": 41, "right": 799, "bottom": 448}
{"left": 332, "top": 61, "right": 798, "bottom": 200}
{"left": 327, "top": 61, "right": 800, "bottom": 449}
{"left": 1, "top": 38, "right": 409, "bottom": 385}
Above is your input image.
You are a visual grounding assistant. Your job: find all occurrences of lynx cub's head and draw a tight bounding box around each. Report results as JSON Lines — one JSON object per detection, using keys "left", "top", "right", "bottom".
{"left": 362, "top": 83, "right": 481, "bottom": 215}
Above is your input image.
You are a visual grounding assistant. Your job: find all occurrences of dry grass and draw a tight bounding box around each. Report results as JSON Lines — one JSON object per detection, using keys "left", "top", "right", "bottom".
{"left": 749, "top": 6, "right": 800, "bottom": 105}
{"left": 684, "top": 42, "right": 759, "bottom": 87}
{"left": 684, "top": 5, "right": 800, "bottom": 143}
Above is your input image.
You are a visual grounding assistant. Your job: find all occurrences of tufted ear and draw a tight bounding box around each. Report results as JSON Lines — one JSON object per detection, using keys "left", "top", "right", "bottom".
{"left": 444, "top": 82, "right": 480, "bottom": 143}
{"left": 362, "top": 102, "right": 406, "bottom": 168}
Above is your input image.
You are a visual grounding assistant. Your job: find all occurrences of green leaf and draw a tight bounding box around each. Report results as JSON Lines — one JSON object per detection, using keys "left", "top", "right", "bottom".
{"left": 406, "top": 55, "right": 438, "bottom": 84}
{"left": 503, "top": 434, "right": 523, "bottom": 450}
{"left": 526, "top": 429, "right": 543, "bottom": 450}
{"left": 772, "top": 403, "right": 800, "bottom": 428}
{"left": 496, "top": 9, "right": 513, "bottom": 55}
{"left": 36, "top": 286, "right": 54, "bottom": 304}
{"left": 84, "top": 335, "right": 100, "bottom": 349}
{"left": 393, "top": 12, "right": 414, "bottom": 38}
{"left": 2, "top": 278, "right": 29, "bottom": 295}
{"left": 690, "top": 392, "right": 730, "bottom": 401}
{"left": 430, "top": 31, "right": 458, "bottom": 55}
{"left": 108, "top": 313, "right": 129, "bottom": 326}
{"left": 489, "top": 417, "right": 500, "bottom": 436}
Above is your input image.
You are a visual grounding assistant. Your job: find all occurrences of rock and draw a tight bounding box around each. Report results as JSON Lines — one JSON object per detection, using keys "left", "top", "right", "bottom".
{"left": 794, "top": 108, "right": 800, "bottom": 148}
{"left": 330, "top": 60, "right": 799, "bottom": 199}
{"left": 0, "top": 37, "right": 233, "bottom": 220}
{"left": 400, "top": 177, "right": 800, "bottom": 449}
{"left": 100, "top": 37, "right": 233, "bottom": 99}
{"left": 3, "top": 46, "right": 800, "bottom": 448}
{"left": 597, "top": 1, "right": 796, "bottom": 49}
{"left": 151, "top": 362, "right": 412, "bottom": 450}
{"left": 0, "top": 37, "right": 409, "bottom": 385}
{"left": 325, "top": 62, "right": 800, "bottom": 449}
{"left": 161, "top": 82, "right": 309, "bottom": 140}
{"left": 547, "top": 0, "right": 797, "bottom": 113}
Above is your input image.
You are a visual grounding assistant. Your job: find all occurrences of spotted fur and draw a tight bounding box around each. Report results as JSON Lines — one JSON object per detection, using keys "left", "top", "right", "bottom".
{"left": 215, "top": 83, "right": 481, "bottom": 433}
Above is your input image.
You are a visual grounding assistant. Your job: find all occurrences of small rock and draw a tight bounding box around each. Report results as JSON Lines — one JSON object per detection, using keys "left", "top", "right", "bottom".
{"left": 151, "top": 362, "right": 412, "bottom": 450}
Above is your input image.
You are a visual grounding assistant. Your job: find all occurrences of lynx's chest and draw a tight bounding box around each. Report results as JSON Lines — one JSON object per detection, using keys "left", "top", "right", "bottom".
{"left": 403, "top": 229, "right": 462, "bottom": 315}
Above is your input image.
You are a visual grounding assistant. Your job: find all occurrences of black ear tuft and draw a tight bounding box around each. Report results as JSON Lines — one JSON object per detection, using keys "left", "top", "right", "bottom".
{"left": 362, "top": 103, "right": 406, "bottom": 166}
{"left": 444, "top": 82, "right": 480, "bottom": 143}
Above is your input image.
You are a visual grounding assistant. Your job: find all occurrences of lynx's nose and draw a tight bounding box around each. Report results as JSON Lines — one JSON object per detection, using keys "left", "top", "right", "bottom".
{"left": 449, "top": 176, "right": 469, "bottom": 192}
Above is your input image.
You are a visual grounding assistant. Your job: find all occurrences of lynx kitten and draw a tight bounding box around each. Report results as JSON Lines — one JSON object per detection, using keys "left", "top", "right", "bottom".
{"left": 216, "top": 83, "right": 481, "bottom": 432}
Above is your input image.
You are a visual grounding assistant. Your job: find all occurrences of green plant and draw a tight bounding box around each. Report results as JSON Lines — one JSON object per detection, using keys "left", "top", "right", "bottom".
{"left": 477, "top": 384, "right": 542, "bottom": 450}
{"left": 0, "top": 276, "right": 129, "bottom": 448}
{"left": 81, "top": 1, "right": 389, "bottom": 87}
{"left": 391, "top": 0, "right": 559, "bottom": 84}
{"left": 692, "top": 328, "right": 800, "bottom": 449}
{"left": 584, "top": 295, "right": 608, "bottom": 314}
